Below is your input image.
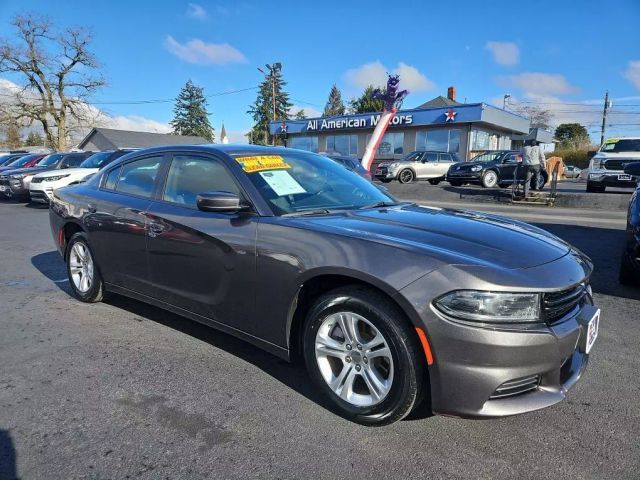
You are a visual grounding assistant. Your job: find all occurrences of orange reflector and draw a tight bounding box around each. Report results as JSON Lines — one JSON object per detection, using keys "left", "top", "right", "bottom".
{"left": 415, "top": 327, "right": 434, "bottom": 365}
{"left": 58, "top": 228, "right": 64, "bottom": 247}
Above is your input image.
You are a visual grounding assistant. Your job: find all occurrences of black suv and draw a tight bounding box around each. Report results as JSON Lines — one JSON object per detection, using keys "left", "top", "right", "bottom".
{"left": 446, "top": 150, "right": 548, "bottom": 189}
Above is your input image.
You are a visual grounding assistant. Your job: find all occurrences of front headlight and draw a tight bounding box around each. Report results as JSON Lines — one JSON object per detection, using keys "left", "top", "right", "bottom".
{"left": 470, "top": 165, "right": 482, "bottom": 172}
{"left": 389, "top": 163, "right": 399, "bottom": 169}
{"left": 591, "top": 157, "right": 602, "bottom": 169}
{"left": 434, "top": 290, "right": 541, "bottom": 323}
{"left": 44, "top": 174, "right": 70, "bottom": 182}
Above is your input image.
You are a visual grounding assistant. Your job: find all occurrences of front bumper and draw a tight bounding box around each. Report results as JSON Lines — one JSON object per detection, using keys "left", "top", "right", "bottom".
{"left": 398, "top": 254, "right": 597, "bottom": 418}
{"left": 446, "top": 171, "right": 482, "bottom": 183}
{"left": 373, "top": 166, "right": 398, "bottom": 180}
{"left": 588, "top": 171, "right": 637, "bottom": 188}
{"left": 29, "top": 188, "right": 53, "bottom": 204}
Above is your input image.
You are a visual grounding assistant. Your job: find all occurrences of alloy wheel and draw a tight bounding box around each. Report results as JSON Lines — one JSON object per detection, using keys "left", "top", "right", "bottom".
{"left": 314, "top": 312, "right": 394, "bottom": 407}
{"left": 399, "top": 170, "right": 414, "bottom": 183}
{"left": 483, "top": 171, "right": 498, "bottom": 188}
{"left": 69, "top": 242, "right": 94, "bottom": 293}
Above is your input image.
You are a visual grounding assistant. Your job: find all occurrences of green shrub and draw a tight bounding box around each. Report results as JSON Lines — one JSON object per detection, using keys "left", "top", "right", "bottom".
{"left": 549, "top": 149, "right": 596, "bottom": 169}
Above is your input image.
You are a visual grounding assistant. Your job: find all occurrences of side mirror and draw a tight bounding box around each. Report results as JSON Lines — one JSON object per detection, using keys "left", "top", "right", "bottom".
{"left": 196, "top": 191, "right": 249, "bottom": 213}
{"left": 623, "top": 162, "right": 640, "bottom": 176}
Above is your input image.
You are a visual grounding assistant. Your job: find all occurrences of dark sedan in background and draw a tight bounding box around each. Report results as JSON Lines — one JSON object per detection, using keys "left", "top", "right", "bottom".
{"left": 447, "top": 150, "right": 548, "bottom": 189}
{"left": 619, "top": 162, "right": 640, "bottom": 285}
{"left": 0, "top": 153, "right": 45, "bottom": 173}
{"left": 49, "top": 145, "right": 599, "bottom": 425}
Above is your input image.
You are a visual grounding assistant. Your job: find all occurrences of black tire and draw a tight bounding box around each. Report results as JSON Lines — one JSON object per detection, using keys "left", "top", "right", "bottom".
{"left": 66, "top": 232, "right": 105, "bottom": 303}
{"left": 619, "top": 251, "right": 638, "bottom": 285}
{"left": 586, "top": 182, "right": 605, "bottom": 193}
{"left": 398, "top": 169, "right": 415, "bottom": 184}
{"left": 428, "top": 179, "right": 441, "bottom": 185}
{"left": 481, "top": 170, "right": 499, "bottom": 188}
{"left": 380, "top": 179, "right": 392, "bottom": 183}
{"left": 498, "top": 183, "right": 509, "bottom": 189}
{"left": 303, "top": 285, "right": 425, "bottom": 426}
{"left": 448, "top": 180, "right": 462, "bottom": 187}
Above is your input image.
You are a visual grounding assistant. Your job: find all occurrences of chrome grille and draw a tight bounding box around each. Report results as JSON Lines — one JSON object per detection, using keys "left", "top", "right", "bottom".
{"left": 490, "top": 375, "right": 540, "bottom": 399}
{"left": 604, "top": 159, "right": 635, "bottom": 171}
{"left": 543, "top": 284, "right": 587, "bottom": 324}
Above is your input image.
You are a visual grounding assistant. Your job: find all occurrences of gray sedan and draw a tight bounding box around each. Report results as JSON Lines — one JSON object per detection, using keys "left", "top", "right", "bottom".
{"left": 49, "top": 145, "right": 599, "bottom": 425}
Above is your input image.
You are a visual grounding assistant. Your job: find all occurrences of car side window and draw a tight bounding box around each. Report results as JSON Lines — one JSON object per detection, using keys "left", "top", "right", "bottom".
{"left": 114, "top": 156, "right": 162, "bottom": 198}
{"left": 439, "top": 153, "right": 453, "bottom": 162}
{"left": 103, "top": 167, "right": 121, "bottom": 190}
{"left": 425, "top": 153, "right": 438, "bottom": 162}
{"left": 63, "top": 154, "right": 86, "bottom": 168}
{"left": 504, "top": 154, "right": 519, "bottom": 164}
{"left": 163, "top": 155, "right": 240, "bottom": 207}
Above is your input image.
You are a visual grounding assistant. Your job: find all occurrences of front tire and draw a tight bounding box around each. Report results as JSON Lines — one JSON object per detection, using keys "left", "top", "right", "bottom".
{"left": 586, "top": 182, "right": 605, "bottom": 193}
{"left": 397, "top": 169, "right": 415, "bottom": 184}
{"left": 448, "top": 180, "right": 462, "bottom": 187}
{"left": 481, "top": 170, "right": 498, "bottom": 188}
{"left": 303, "top": 286, "right": 425, "bottom": 426}
{"left": 66, "top": 232, "right": 105, "bottom": 303}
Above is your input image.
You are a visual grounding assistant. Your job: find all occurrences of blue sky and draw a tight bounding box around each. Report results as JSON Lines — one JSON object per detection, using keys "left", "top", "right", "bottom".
{"left": 1, "top": 0, "right": 640, "bottom": 142}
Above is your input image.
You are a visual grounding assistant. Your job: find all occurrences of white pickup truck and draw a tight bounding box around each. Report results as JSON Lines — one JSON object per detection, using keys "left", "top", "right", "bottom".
{"left": 587, "top": 137, "right": 640, "bottom": 192}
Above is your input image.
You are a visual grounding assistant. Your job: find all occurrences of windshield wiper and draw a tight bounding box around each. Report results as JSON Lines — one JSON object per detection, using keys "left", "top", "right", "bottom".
{"left": 282, "top": 208, "right": 337, "bottom": 217}
{"left": 357, "top": 201, "right": 404, "bottom": 210}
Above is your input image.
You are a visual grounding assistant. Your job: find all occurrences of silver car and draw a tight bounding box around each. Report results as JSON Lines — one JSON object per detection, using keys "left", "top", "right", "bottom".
{"left": 375, "top": 151, "right": 459, "bottom": 184}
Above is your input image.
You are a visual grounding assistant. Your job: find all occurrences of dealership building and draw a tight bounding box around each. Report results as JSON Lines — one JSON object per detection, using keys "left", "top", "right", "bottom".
{"left": 269, "top": 87, "right": 551, "bottom": 166}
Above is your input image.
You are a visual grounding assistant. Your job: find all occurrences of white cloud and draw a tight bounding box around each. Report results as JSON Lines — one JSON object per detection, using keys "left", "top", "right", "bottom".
{"left": 163, "top": 36, "right": 247, "bottom": 65}
{"left": 623, "top": 60, "right": 640, "bottom": 90}
{"left": 499, "top": 72, "right": 579, "bottom": 96}
{"left": 226, "top": 129, "right": 249, "bottom": 144}
{"left": 288, "top": 105, "right": 321, "bottom": 119}
{"left": 186, "top": 3, "right": 208, "bottom": 20}
{"left": 343, "top": 61, "right": 435, "bottom": 93}
{"left": 485, "top": 41, "right": 519, "bottom": 66}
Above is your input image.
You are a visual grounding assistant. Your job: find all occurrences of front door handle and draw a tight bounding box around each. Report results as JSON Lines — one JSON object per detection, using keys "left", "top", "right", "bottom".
{"left": 87, "top": 204, "right": 97, "bottom": 214}
{"left": 149, "top": 222, "right": 165, "bottom": 236}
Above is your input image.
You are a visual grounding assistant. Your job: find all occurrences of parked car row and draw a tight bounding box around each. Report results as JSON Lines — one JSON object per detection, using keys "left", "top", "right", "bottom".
{"left": 374, "top": 150, "right": 548, "bottom": 190}
{"left": 0, "top": 149, "right": 136, "bottom": 203}
{"left": 586, "top": 137, "right": 640, "bottom": 193}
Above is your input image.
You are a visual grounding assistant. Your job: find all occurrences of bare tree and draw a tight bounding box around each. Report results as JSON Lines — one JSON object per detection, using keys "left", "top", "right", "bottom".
{"left": 0, "top": 14, "right": 105, "bottom": 151}
{"left": 511, "top": 104, "right": 553, "bottom": 130}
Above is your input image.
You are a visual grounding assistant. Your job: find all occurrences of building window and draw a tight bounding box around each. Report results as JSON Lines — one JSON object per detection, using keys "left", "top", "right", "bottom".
{"left": 470, "top": 129, "right": 490, "bottom": 150}
{"left": 366, "top": 132, "right": 404, "bottom": 156}
{"left": 416, "top": 129, "right": 460, "bottom": 152}
{"left": 326, "top": 134, "right": 358, "bottom": 156}
{"left": 289, "top": 135, "right": 318, "bottom": 152}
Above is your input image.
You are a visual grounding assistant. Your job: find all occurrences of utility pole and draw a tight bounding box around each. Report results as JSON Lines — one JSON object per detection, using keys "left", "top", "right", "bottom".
{"left": 600, "top": 91, "right": 610, "bottom": 146}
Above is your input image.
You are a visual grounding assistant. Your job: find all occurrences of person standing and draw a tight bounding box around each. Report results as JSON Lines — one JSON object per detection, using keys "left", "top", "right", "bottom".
{"left": 522, "top": 140, "right": 546, "bottom": 197}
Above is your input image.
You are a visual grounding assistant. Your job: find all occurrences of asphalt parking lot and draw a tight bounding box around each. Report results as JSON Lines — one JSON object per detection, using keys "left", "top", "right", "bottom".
{"left": 1, "top": 200, "right": 639, "bottom": 480}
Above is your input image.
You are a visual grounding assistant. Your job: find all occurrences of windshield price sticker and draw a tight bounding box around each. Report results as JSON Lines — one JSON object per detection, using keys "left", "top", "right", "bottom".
{"left": 236, "top": 155, "right": 291, "bottom": 173}
{"left": 258, "top": 170, "right": 306, "bottom": 196}
{"left": 605, "top": 138, "right": 620, "bottom": 144}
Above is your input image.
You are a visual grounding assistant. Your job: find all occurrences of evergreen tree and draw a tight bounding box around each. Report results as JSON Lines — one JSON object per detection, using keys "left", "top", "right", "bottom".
{"left": 349, "top": 85, "right": 384, "bottom": 114}
{"left": 247, "top": 66, "right": 292, "bottom": 145}
{"left": 24, "top": 131, "right": 43, "bottom": 146}
{"left": 2, "top": 121, "right": 22, "bottom": 149}
{"left": 294, "top": 109, "right": 306, "bottom": 120}
{"left": 323, "top": 84, "right": 346, "bottom": 117}
{"left": 170, "top": 80, "right": 215, "bottom": 142}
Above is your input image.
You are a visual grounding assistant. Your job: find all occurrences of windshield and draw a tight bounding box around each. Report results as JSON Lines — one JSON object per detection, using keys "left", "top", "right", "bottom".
{"left": 7, "top": 154, "right": 37, "bottom": 167}
{"left": 37, "top": 153, "right": 65, "bottom": 166}
{"left": 601, "top": 139, "right": 640, "bottom": 152}
{"left": 0, "top": 155, "right": 16, "bottom": 166}
{"left": 80, "top": 151, "right": 113, "bottom": 169}
{"left": 402, "top": 152, "right": 422, "bottom": 162}
{"left": 470, "top": 152, "right": 501, "bottom": 163}
{"left": 232, "top": 151, "right": 396, "bottom": 215}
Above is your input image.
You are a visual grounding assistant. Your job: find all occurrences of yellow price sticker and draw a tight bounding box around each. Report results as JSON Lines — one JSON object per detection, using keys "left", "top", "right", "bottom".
{"left": 605, "top": 138, "right": 620, "bottom": 144}
{"left": 235, "top": 155, "right": 291, "bottom": 173}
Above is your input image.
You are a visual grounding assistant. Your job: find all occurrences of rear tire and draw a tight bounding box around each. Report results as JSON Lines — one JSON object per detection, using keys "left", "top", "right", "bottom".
{"left": 448, "top": 180, "right": 462, "bottom": 187}
{"left": 66, "top": 232, "right": 105, "bottom": 303}
{"left": 586, "top": 182, "right": 605, "bottom": 193}
{"left": 303, "top": 286, "right": 425, "bottom": 426}
{"left": 398, "top": 169, "right": 415, "bottom": 184}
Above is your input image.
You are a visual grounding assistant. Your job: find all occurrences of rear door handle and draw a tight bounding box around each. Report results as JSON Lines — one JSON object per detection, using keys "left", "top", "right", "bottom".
{"left": 149, "top": 222, "right": 165, "bottom": 235}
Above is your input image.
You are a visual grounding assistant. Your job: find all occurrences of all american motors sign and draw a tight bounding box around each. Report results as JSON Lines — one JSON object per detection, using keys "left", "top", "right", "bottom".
{"left": 305, "top": 113, "right": 414, "bottom": 131}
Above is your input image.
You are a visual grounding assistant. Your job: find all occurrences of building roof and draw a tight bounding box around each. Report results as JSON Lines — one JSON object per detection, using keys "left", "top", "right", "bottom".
{"left": 415, "top": 95, "right": 462, "bottom": 109}
{"left": 512, "top": 127, "right": 555, "bottom": 144}
{"left": 77, "top": 127, "right": 209, "bottom": 150}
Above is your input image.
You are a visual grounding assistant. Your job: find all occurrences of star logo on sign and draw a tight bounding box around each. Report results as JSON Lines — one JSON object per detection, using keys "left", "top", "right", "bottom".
{"left": 445, "top": 109, "right": 457, "bottom": 122}
{"left": 280, "top": 122, "right": 288, "bottom": 133}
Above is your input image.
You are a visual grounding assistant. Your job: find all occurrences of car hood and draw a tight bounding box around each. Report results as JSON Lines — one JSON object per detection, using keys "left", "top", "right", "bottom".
{"left": 0, "top": 166, "right": 49, "bottom": 177}
{"left": 596, "top": 152, "right": 640, "bottom": 159}
{"left": 292, "top": 204, "right": 571, "bottom": 270}
{"left": 34, "top": 167, "right": 97, "bottom": 178}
